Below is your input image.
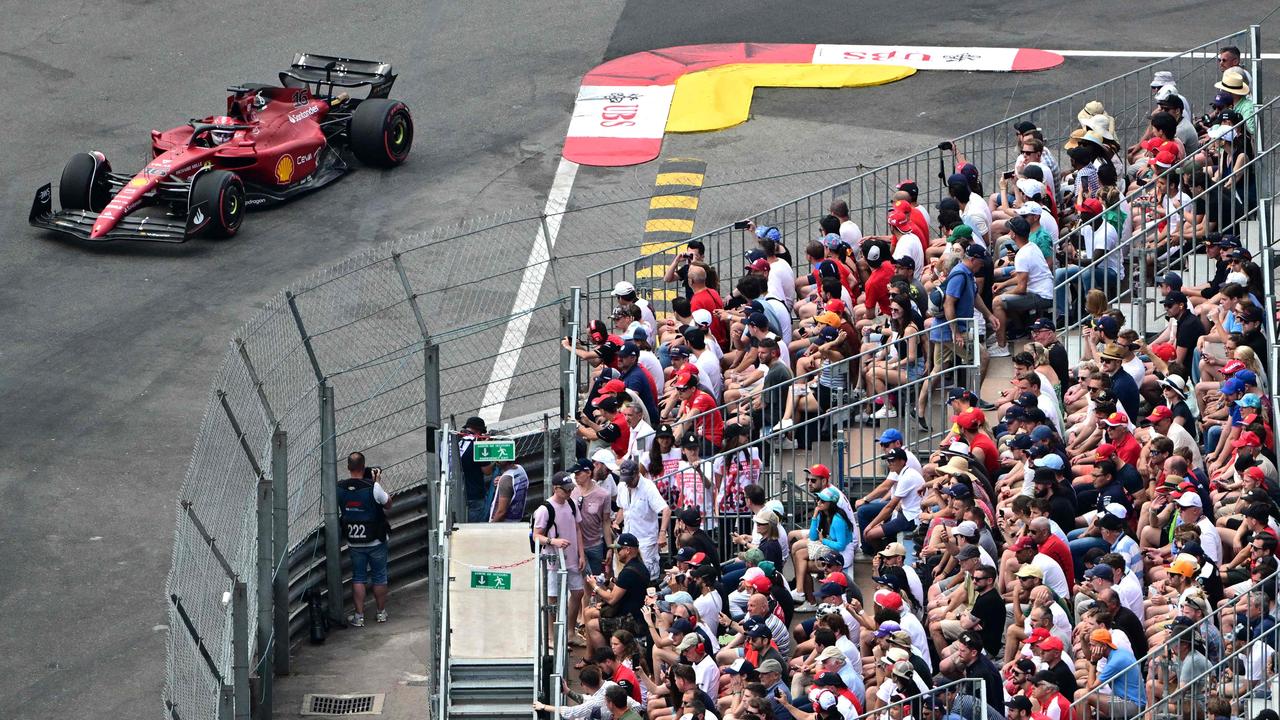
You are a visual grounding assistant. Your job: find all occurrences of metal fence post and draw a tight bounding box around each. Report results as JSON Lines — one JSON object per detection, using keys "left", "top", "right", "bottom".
{"left": 232, "top": 579, "right": 250, "bottom": 720}
{"left": 1132, "top": 232, "right": 1147, "bottom": 338}
{"left": 319, "top": 383, "right": 344, "bottom": 623}
{"left": 270, "top": 430, "right": 289, "bottom": 676}
{"left": 255, "top": 467, "right": 273, "bottom": 718}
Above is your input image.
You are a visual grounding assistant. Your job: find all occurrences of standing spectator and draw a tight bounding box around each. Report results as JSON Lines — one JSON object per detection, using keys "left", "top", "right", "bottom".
{"left": 831, "top": 198, "right": 865, "bottom": 248}
{"left": 458, "top": 416, "right": 494, "bottom": 522}
{"left": 488, "top": 458, "right": 530, "bottom": 522}
{"left": 613, "top": 281, "right": 657, "bottom": 339}
{"left": 687, "top": 266, "right": 727, "bottom": 348}
{"left": 990, "top": 216, "right": 1054, "bottom": 357}
{"left": 533, "top": 471, "right": 586, "bottom": 642}
{"left": 618, "top": 341, "right": 661, "bottom": 422}
{"left": 662, "top": 239, "right": 707, "bottom": 299}
{"left": 574, "top": 459, "right": 616, "bottom": 577}
{"left": 615, "top": 459, "right": 671, "bottom": 578}
{"left": 338, "top": 452, "right": 392, "bottom": 626}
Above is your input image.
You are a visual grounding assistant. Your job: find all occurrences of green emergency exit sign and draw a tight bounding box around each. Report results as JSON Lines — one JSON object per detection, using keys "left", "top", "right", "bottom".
{"left": 470, "top": 570, "right": 512, "bottom": 590}
{"left": 472, "top": 440, "right": 516, "bottom": 462}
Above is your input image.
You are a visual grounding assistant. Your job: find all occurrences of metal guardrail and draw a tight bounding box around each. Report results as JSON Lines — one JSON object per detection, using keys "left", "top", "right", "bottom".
{"left": 583, "top": 28, "right": 1256, "bottom": 328}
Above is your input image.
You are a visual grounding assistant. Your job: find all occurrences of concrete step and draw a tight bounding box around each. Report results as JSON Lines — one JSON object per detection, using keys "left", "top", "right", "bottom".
{"left": 450, "top": 678, "right": 535, "bottom": 703}
{"left": 450, "top": 659, "right": 536, "bottom": 681}
{"left": 447, "top": 702, "right": 535, "bottom": 719}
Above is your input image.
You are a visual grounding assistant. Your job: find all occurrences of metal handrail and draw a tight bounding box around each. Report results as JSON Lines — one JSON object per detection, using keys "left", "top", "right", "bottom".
{"left": 1072, "top": 565, "right": 1280, "bottom": 713}
{"left": 657, "top": 317, "right": 972, "bottom": 442}
{"left": 649, "top": 317, "right": 980, "bottom": 525}
{"left": 552, "top": 549, "right": 568, "bottom": 720}
{"left": 435, "top": 422, "right": 455, "bottom": 720}
{"left": 852, "top": 677, "right": 988, "bottom": 720}
{"left": 584, "top": 30, "right": 1251, "bottom": 289}
{"left": 1049, "top": 97, "right": 1280, "bottom": 334}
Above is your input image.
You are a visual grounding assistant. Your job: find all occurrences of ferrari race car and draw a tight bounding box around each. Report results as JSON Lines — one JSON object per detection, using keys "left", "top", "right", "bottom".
{"left": 30, "top": 53, "right": 413, "bottom": 242}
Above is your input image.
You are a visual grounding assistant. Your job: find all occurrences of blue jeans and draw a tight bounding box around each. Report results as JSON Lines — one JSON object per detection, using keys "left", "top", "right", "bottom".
{"left": 583, "top": 542, "right": 606, "bottom": 575}
{"left": 1203, "top": 424, "right": 1222, "bottom": 456}
{"left": 1068, "top": 535, "right": 1109, "bottom": 578}
{"left": 466, "top": 498, "right": 488, "bottom": 523}
{"left": 350, "top": 543, "right": 389, "bottom": 585}
{"left": 856, "top": 501, "right": 888, "bottom": 534}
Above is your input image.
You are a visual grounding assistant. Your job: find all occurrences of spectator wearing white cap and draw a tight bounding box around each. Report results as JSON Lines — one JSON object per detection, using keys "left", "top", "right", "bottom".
{"left": 1174, "top": 491, "right": 1222, "bottom": 564}
{"left": 612, "top": 281, "right": 657, "bottom": 339}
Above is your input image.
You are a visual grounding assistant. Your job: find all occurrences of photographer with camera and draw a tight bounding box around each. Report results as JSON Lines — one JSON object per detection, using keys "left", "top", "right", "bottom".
{"left": 339, "top": 451, "right": 394, "bottom": 627}
{"left": 663, "top": 239, "right": 707, "bottom": 300}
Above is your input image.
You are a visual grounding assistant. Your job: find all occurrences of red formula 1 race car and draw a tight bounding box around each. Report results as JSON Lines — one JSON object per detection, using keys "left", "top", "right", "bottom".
{"left": 30, "top": 53, "right": 413, "bottom": 242}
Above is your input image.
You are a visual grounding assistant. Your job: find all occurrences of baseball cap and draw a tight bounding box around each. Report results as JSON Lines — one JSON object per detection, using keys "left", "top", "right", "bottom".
{"left": 964, "top": 243, "right": 988, "bottom": 259}
{"left": 746, "top": 312, "right": 769, "bottom": 329}
{"left": 747, "top": 575, "right": 772, "bottom": 594}
{"left": 723, "top": 658, "right": 755, "bottom": 676}
{"left": 1078, "top": 197, "right": 1105, "bottom": 217}
{"left": 1007, "top": 696, "right": 1033, "bottom": 712}
{"left": 1175, "top": 492, "right": 1203, "bottom": 508}
{"left": 873, "top": 621, "right": 902, "bottom": 638}
{"left": 952, "top": 408, "right": 983, "bottom": 430}
{"left": 947, "top": 387, "right": 975, "bottom": 402}
{"left": 1102, "top": 411, "right": 1130, "bottom": 427}
{"left": 618, "top": 341, "right": 640, "bottom": 358}
{"left": 878, "top": 428, "right": 904, "bottom": 445}
{"left": 1144, "top": 405, "right": 1174, "bottom": 424}
{"left": 824, "top": 298, "right": 846, "bottom": 314}
{"left": 1085, "top": 565, "right": 1114, "bottom": 581}
{"left": 957, "top": 631, "right": 984, "bottom": 649}
{"left": 1016, "top": 177, "right": 1046, "bottom": 199}
{"left": 873, "top": 589, "right": 903, "bottom": 610}
{"left": 1007, "top": 215, "right": 1031, "bottom": 238}
{"left": 957, "top": 545, "right": 981, "bottom": 560}
{"left": 944, "top": 483, "right": 973, "bottom": 498}
{"left": 892, "top": 254, "right": 917, "bottom": 270}
{"left": 677, "top": 507, "right": 702, "bottom": 526}
{"left": 1237, "top": 369, "right": 1259, "bottom": 386}
{"left": 821, "top": 571, "right": 849, "bottom": 587}
{"left": 953, "top": 520, "right": 978, "bottom": 537}
{"left": 1032, "top": 454, "right": 1064, "bottom": 470}
{"left": 1160, "top": 271, "right": 1183, "bottom": 288}
{"left": 669, "top": 618, "right": 694, "bottom": 635}
{"left": 1009, "top": 433, "right": 1034, "bottom": 450}
{"left": 569, "top": 458, "right": 594, "bottom": 474}
{"left": 550, "top": 471, "right": 575, "bottom": 489}
{"left": 746, "top": 257, "right": 770, "bottom": 273}
{"left": 807, "top": 464, "right": 831, "bottom": 480}
{"left": 1036, "top": 635, "right": 1065, "bottom": 651}
{"left": 1089, "top": 628, "right": 1117, "bottom": 649}
{"left": 618, "top": 459, "right": 639, "bottom": 482}
{"left": 882, "top": 447, "right": 908, "bottom": 463}
{"left": 756, "top": 659, "right": 783, "bottom": 674}
{"left": 816, "top": 582, "right": 845, "bottom": 599}
{"left": 1028, "top": 317, "right": 1055, "bottom": 333}
{"left": 880, "top": 542, "right": 908, "bottom": 558}
{"left": 1030, "top": 425, "right": 1055, "bottom": 443}
{"left": 1094, "top": 443, "right": 1117, "bottom": 461}
{"left": 600, "top": 377, "right": 627, "bottom": 395}
{"left": 1161, "top": 290, "right": 1189, "bottom": 306}
{"left": 816, "top": 487, "right": 841, "bottom": 503}
{"left": 1016, "top": 201, "right": 1043, "bottom": 217}
{"left": 1098, "top": 513, "right": 1125, "bottom": 531}
{"left": 610, "top": 533, "right": 640, "bottom": 549}
{"left": 676, "top": 634, "right": 703, "bottom": 653}
{"left": 1015, "top": 564, "right": 1044, "bottom": 579}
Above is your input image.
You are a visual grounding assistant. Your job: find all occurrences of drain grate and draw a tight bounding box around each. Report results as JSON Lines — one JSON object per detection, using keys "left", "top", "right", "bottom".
{"left": 301, "top": 693, "right": 385, "bottom": 716}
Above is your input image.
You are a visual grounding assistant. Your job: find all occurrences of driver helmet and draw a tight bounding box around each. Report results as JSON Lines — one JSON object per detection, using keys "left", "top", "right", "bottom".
{"left": 252, "top": 93, "right": 269, "bottom": 110}
{"left": 210, "top": 115, "right": 236, "bottom": 145}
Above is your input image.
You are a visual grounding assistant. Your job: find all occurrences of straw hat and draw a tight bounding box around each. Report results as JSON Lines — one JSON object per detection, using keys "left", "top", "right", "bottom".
{"left": 1215, "top": 69, "right": 1250, "bottom": 96}
{"left": 1077, "top": 101, "right": 1115, "bottom": 136}
{"left": 1086, "top": 114, "right": 1117, "bottom": 142}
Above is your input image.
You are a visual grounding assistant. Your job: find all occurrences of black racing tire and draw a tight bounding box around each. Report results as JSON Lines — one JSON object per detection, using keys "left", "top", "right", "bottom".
{"left": 59, "top": 152, "right": 112, "bottom": 212}
{"left": 349, "top": 99, "right": 413, "bottom": 167}
{"left": 189, "top": 170, "right": 246, "bottom": 238}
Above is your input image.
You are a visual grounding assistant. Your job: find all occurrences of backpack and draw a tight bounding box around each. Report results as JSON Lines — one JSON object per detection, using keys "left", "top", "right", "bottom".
{"left": 529, "top": 498, "right": 577, "bottom": 553}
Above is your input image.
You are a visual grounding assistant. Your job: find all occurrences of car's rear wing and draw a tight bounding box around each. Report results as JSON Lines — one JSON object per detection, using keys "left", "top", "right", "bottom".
{"left": 280, "top": 53, "right": 397, "bottom": 99}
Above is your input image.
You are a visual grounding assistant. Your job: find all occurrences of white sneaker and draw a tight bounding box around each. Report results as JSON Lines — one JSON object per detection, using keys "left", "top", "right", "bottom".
{"left": 779, "top": 436, "right": 797, "bottom": 450}
{"left": 794, "top": 602, "right": 819, "bottom": 613}
{"left": 350, "top": 614, "right": 365, "bottom": 627}
{"left": 871, "top": 405, "right": 897, "bottom": 419}
{"left": 988, "top": 343, "right": 1011, "bottom": 358}
{"left": 790, "top": 589, "right": 806, "bottom": 602}
{"left": 376, "top": 610, "right": 388, "bottom": 623}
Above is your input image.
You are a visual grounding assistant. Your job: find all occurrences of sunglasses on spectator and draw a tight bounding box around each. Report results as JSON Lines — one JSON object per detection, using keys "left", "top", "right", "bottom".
{"left": 1020, "top": 149, "right": 1038, "bottom": 155}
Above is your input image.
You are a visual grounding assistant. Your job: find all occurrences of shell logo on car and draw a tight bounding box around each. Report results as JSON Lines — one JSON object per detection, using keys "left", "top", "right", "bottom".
{"left": 275, "top": 155, "right": 294, "bottom": 183}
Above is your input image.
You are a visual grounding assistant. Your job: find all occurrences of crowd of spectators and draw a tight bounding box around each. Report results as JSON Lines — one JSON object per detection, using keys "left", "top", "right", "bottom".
{"left": 527, "top": 56, "right": 1280, "bottom": 720}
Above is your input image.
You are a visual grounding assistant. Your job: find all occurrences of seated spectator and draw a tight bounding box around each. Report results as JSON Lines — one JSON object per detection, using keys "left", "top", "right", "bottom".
{"left": 990, "top": 216, "right": 1054, "bottom": 357}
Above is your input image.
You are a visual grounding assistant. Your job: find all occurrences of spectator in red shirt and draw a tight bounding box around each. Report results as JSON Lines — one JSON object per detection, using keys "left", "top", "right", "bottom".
{"left": 674, "top": 372, "right": 723, "bottom": 451}
{"left": 1028, "top": 516, "right": 1076, "bottom": 589}
{"left": 1101, "top": 412, "right": 1141, "bottom": 465}
{"left": 855, "top": 239, "right": 894, "bottom": 326}
{"left": 687, "top": 265, "right": 727, "bottom": 349}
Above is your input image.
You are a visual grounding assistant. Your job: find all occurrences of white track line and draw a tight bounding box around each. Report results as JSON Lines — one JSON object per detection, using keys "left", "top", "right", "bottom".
{"left": 478, "top": 156, "right": 580, "bottom": 425}
{"left": 1049, "top": 49, "right": 1280, "bottom": 59}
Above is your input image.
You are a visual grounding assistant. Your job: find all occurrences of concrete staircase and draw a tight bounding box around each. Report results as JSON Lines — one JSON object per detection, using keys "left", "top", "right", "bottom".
{"left": 447, "top": 658, "right": 536, "bottom": 719}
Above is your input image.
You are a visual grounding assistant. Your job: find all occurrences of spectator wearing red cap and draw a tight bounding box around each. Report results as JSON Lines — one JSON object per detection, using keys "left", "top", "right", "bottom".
{"left": 886, "top": 201, "right": 925, "bottom": 280}
{"left": 1142, "top": 404, "right": 1203, "bottom": 468}
{"left": 672, "top": 371, "right": 722, "bottom": 452}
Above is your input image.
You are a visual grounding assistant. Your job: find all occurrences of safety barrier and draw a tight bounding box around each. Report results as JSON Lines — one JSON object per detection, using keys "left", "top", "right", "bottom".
{"left": 583, "top": 28, "right": 1259, "bottom": 327}
{"left": 1072, "top": 565, "right": 1280, "bottom": 714}
{"left": 534, "top": 550, "right": 569, "bottom": 720}
{"left": 853, "top": 678, "right": 989, "bottom": 720}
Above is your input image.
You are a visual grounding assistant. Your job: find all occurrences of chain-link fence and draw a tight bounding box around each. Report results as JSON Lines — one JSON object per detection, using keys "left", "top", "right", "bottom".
{"left": 164, "top": 25, "right": 1271, "bottom": 720}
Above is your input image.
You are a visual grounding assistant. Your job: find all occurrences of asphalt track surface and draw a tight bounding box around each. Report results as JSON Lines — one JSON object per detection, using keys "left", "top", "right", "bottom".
{"left": 0, "top": 1, "right": 1268, "bottom": 717}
